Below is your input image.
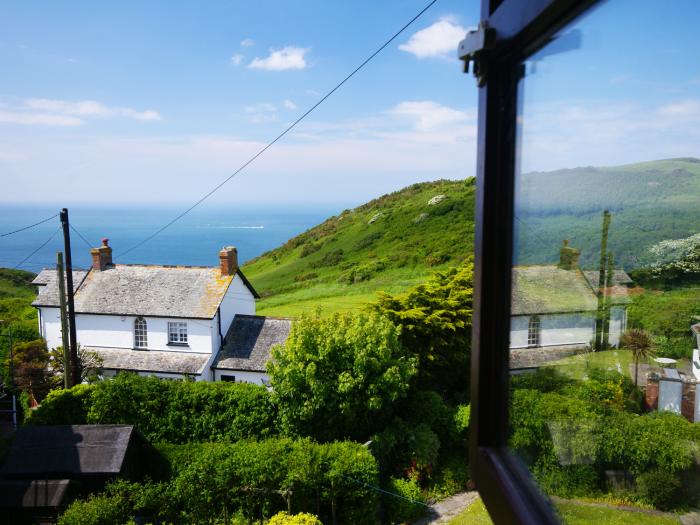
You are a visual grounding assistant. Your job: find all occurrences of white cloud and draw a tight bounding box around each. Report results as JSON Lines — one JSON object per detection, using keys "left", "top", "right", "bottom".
{"left": 230, "top": 54, "right": 244, "bottom": 66}
{"left": 283, "top": 99, "right": 297, "bottom": 110}
{"left": 25, "top": 99, "right": 161, "bottom": 121}
{"left": 240, "top": 38, "right": 254, "bottom": 48}
{"left": 390, "top": 100, "right": 470, "bottom": 131}
{"left": 249, "top": 46, "right": 309, "bottom": 71}
{"left": 244, "top": 103, "right": 277, "bottom": 113}
{"left": 244, "top": 103, "right": 278, "bottom": 124}
{"left": 306, "top": 89, "right": 320, "bottom": 96}
{"left": 0, "top": 110, "right": 82, "bottom": 126}
{"left": 399, "top": 16, "right": 468, "bottom": 59}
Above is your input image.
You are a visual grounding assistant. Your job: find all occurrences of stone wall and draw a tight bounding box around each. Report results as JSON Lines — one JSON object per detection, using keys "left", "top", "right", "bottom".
{"left": 510, "top": 344, "right": 585, "bottom": 369}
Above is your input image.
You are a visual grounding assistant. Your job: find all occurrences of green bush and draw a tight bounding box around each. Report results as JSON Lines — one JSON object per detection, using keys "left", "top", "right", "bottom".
{"left": 384, "top": 477, "right": 425, "bottom": 524}
{"left": 635, "top": 469, "right": 681, "bottom": 510}
{"left": 62, "top": 439, "right": 378, "bottom": 525}
{"left": 29, "top": 374, "right": 277, "bottom": 443}
{"left": 268, "top": 512, "right": 323, "bottom": 525}
{"left": 454, "top": 404, "right": 470, "bottom": 434}
{"left": 58, "top": 493, "right": 131, "bottom": 525}
{"left": 26, "top": 384, "right": 95, "bottom": 425}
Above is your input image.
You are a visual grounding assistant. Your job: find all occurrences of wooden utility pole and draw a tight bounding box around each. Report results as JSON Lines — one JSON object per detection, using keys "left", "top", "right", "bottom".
{"left": 595, "top": 210, "right": 611, "bottom": 351}
{"left": 602, "top": 251, "right": 614, "bottom": 349}
{"left": 56, "top": 251, "right": 71, "bottom": 388}
{"left": 60, "top": 209, "right": 80, "bottom": 387}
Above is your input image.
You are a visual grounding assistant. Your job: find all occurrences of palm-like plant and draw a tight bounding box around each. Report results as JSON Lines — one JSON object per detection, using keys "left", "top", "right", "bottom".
{"left": 620, "top": 329, "right": 655, "bottom": 386}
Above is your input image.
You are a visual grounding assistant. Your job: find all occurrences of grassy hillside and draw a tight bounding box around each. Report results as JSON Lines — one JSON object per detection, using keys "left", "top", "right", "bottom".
{"left": 516, "top": 158, "right": 700, "bottom": 269}
{"left": 0, "top": 268, "right": 37, "bottom": 326}
{"left": 243, "top": 179, "right": 476, "bottom": 316}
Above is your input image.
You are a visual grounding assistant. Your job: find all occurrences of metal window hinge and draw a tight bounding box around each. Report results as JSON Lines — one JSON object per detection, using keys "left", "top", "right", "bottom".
{"left": 458, "top": 23, "right": 496, "bottom": 87}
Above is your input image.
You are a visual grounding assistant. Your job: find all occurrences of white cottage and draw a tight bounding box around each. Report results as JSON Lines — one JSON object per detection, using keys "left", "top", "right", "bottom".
{"left": 509, "top": 244, "right": 630, "bottom": 368}
{"left": 32, "top": 240, "right": 290, "bottom": 383}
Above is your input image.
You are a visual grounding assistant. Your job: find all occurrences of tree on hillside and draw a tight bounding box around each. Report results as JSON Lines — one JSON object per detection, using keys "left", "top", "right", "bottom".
{"left": 620, "top": 329, "right": 655, "bottom": 386}
{"left": 369, "top": 260, "right": 474, "bottom": 399}
{"left": 268, "top": 312, "right": 417, "bottom": 442}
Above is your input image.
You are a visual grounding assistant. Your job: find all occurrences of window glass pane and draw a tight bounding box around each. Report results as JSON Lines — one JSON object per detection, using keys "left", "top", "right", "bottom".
{"left": 510, "top": 1, "right": 700, "bottom": 518}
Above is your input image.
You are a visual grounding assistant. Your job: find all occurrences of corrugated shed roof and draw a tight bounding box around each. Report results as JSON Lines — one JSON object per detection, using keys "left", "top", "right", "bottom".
{"left": 31, "top": 269, "right": 88, "bottom": 308}
{"left": 32, "top": 264, "right": 258, "bottom": 318}
{"left": 213, "top": 315, "right": 292, "bottom": 372}
{"left": 88, "top": 346, "right": 210, "bottom": 375}
{"left": 512, "top": 266, "right": 598, "bottom": 315}
{"left": 0, "top": 425, "right": 134, "bottom": 477}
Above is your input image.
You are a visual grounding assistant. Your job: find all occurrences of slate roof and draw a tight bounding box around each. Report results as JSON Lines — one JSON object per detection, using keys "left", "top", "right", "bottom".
{"left": 31, "top": 270, "right": 89, "bottom": 308}
{"left": 511, "top": 266, "right": 598, "bottom": 315}
{"left": 32, "top": 264, "right": 258, "bottom": 319}
{"left": 213, "top": 315, "right": 292, "bottom": 372}
{"left": 582, "top": 270, "right": 633, "bottom": 288}
{"left": 0, "top": 479, "right": 70, "bottom": 508}
{"left": 87, "top": 347, "right": 210, "bottom": 375}
{"left": 0, "top": 425, "right": 134, "bottom": 477}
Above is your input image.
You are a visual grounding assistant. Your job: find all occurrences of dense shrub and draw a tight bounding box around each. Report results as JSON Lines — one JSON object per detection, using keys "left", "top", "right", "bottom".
{"left": 454, "top": 404, "right": 470, "bottom": 434}
{"left": 384, "top": 477, "right": 425, "bottom": 524}
{"left": 299, "top": 242, "right": 322, "bottom": 258}
{"left": 29, "top": 374, "right": 277, "bottom": 443}
{"left": 26, "top": 384, "right": 95, "bottom": 425}
{"left": 268, "top": 512, "right": 323, "bottom": 525}
{"left": 60, "top": 439, "right": 378, "bottom": 525}
{"left": 635, "top": 469, "right": 681, "bottom": 510}
{"left": 269, "top": 312, "right": 416, "bottom": 442}
{"left": 57, "top": 493, "right": 131, "bottom": 525}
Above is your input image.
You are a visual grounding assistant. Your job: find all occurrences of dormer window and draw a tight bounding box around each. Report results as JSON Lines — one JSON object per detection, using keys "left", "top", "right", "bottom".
{"left": 168, "top": 322, "right": 188, "bottom": 345}
{"left": 134, "top": 317, "right": 148, "bottom": 349}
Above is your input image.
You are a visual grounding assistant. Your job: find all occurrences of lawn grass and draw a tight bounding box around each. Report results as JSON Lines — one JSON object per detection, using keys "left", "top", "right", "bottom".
{"left": 448, "top": 498, "right": 680, "bottom": 525}
{"left": 542, "top": 349, "right": 635, "bottom": 380}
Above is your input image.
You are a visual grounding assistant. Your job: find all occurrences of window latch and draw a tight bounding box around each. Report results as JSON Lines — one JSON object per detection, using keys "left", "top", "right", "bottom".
{"left": 458, "top": 23, "right": 496, "bottom": 87}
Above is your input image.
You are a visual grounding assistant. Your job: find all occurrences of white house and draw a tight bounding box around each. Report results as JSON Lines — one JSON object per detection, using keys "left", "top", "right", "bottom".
{"left": 509, "top": 242, "right": 631, "bottom": 368}
{"left": 32, "top": 240, "right": 291, "bottom": 384}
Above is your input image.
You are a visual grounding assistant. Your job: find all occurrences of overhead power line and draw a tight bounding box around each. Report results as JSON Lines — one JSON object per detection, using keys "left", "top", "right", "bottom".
{"left": 70, "top": 224, "right": 95, "bottom": 250}
{"left": 0, "top": 214, "right": 59, "bottom": 238}
{"left": 14, "top": 227, "right": 61, "bottom": 269}
{"left": 115, "top": 0, "right": 439, "bottom": 260}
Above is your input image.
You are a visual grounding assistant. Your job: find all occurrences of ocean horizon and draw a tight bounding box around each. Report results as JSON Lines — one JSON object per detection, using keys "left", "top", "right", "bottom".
{"left": 0, "top": 202, "right": 353, "bottom": 273}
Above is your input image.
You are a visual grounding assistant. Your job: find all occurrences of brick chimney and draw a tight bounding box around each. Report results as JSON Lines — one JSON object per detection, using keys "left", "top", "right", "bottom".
{"left": 219, "top": 246, "right": 238, "bottom": 276}
{"left": 558, "top": 239, "right": 580, "bottom": 270}
{"left": 91, "top": 238, "right": 113, "bottom": 271}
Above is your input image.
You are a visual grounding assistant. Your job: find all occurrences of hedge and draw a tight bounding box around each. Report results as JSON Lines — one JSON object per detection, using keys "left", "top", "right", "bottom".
{"left": 27, "top": 373, "right": 278, "bottom": 443}
{"left": 59, "top": 439, "right": 379, "bottom": 525}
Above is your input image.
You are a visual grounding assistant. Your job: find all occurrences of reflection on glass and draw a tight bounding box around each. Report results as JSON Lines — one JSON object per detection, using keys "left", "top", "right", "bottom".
{"left": 509, "top": 1, "right": 700, "bottom": 521}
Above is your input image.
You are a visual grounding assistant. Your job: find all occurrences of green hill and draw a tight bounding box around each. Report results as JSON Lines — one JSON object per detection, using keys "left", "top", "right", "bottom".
{"left": 243, "top": 179, "right": 476, "bottom": 316}
{"left": 245, "top": 158, "right": 700, "bottom": 316}
{"left": 516, "top": 158, "right": 700, "bottom": 270}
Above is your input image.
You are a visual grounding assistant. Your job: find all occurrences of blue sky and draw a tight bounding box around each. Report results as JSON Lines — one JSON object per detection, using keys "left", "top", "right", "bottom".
{"left": 2, "top": 0, "right": 700, "bottom": 206}
{"left": 0, "top": 0, "right": 480, "bottom": 204}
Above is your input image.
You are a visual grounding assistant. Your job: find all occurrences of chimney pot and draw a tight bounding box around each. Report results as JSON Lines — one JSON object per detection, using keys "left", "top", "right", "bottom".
{"left": 91, "top": 237, "right": 113, "bottom": 271}
{"left": 219, "top": 246, "right": 238, "bottom": 276}
{"left": 558, "top": 239, "right": 580, "bottom": 270}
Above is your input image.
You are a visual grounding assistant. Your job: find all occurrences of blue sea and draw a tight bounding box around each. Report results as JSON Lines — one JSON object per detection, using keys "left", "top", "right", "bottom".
{"left": 0, "top": 203, "right": 351, "bottom": 272}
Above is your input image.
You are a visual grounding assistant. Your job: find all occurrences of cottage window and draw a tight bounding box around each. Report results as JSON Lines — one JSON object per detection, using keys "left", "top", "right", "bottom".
{"left": 527, "top": 316, "right": 540, "bottom": 347}
{"left": 168, "top": 321, "right": 188, "bottom": 344}
{"left": 134, "top": 317, "right": 147, "bottom": 348}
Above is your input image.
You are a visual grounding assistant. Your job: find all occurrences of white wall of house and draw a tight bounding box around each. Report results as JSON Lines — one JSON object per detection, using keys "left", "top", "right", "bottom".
{"left": 219, "top": 275, "right": 256, "bottom": 332}
{"left": 510, "top": 312, "right": 595, "bottom": 349}
{"left": 213, "top": 368, "right": 269, "bottom": 385}
{"left": 511, "top": 309, "right": 626, "bottom": 350}
{"left": 39, "top": 307, "right": 215, "bottom": 354}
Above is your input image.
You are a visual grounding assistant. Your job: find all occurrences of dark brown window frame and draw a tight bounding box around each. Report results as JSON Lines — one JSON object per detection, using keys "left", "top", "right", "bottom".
{"left": 466, "top": 0, "right": 600, "bottom": 523}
